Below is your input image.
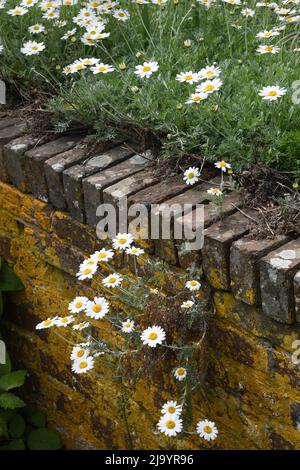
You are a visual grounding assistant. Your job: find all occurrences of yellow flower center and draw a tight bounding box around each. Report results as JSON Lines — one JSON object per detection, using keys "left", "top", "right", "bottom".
{"left": 108, "top": 277, "right": 116, "bottom": 283}
{"left": 75, "top": 301, "right": 83, "bottom": 308}
{"left": 177, "top": 368, "right": 185, "bottom": 376}
{"left": 43, "top": 319, "right": 52, "bottom": 326}
{"left": 79, "top": 361, "right": 88, "bottom": 369}
{"left": 264, "top": 32, "right": 272, "bottom": 37}
{"left": 143, "top": 66, "right": 151, "bottom": 72}
{"left": 185, "top": 75, "right": 193, "bottom": 81}
{"left": 190, "top": 280, "right": 198, "bottom": 286}
{"left": 83, "top": 268, "right": 92, "bottom": 274}
{"left": 148, "top": 332, "right": 158, "bottom": 341}
{"left": 98, "top": 252, "right": 107, "bottom": 259}
{"left": 267, "top": 90, "right": 278, "bottom": 97}
{"left": 92, "top": 304, "right": 102, "bottom": 313}
{"left": 168, "top": 406, "right": 176, "bottom": 414}
{"left": 204, "top": 84, "right": 215, "bottom": 92}
{"left": 219, "top": 161, "right": 227, "bottom": 167}
{"left": 98, "top": 66, "right": 107, "bottom": 72}
{"left": 265, "top": 46, "right": 273, "bottom": 51}
{"left": 86, "top": 260, "right": 95, "bottom": 265}
{"left": 61, "top": 317, "right": 69, "bottom": 323}
{"left": 203, "top": 425, "right": 212, "bottom": 434}
{"left": 206, "top": 70, "right": 214, "bottom": 77}
{"left": 192, "top": 97, "right": 201, "bottom": 102}
{"left": 76, "top": 350, "right": 85, "bottom": 358}
{"left": 166, "top": 420, "right": 176, "bottom": 429}
{"left": 188, "top": 172, "right": 195, "bottom": 178}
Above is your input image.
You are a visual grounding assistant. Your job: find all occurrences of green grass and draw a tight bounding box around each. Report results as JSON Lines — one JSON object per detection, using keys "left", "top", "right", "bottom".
{"left": 1, "top": 0, "right": 300, "bottom": 176}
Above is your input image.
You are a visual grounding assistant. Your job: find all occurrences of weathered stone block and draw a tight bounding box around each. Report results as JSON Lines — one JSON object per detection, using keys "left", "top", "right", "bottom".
{"left": 260, "top": 240, "right": 300, "bottom": 324}
{"left": 0, "top": 121, "right": 27, "bottom": 182}
{"left": 230, "top": 235, "right": 289, "bottom": 305}
{"left": 44, "top": 146, "right": 87, "bottom": 209}
{"left": 202, "top": 209, "right": 258, "bottom": 290}
{"left": 63, "top": 144, "right": 134, "bottom": 222}
{"left": 83, "top": 151, "right": 154, "bottom": 227}
{"left": 4, "top": 135, "right": 38, "bottom": 191}
{"left": 25, "top": 135, "right": 82, "bottom": 201}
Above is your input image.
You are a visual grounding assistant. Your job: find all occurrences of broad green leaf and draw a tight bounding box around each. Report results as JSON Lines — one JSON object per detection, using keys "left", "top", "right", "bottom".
{"left": 0, "top": 392, "right": 25, "bottom": 409}
{"left": 28, "top": 410, "right": 46, "bottom": 429}
{"left": 0, "top": 352, "right": 11, "bottom": 376}
{"left": 0, "top": 370, "right": 26, "bottom": 392}
{"left": 9, "top": 414, "right": 26, "bottom": 439}
{"left": 27, "top": 428, "right": 62, "bottom": 450}
{"left": 6, "top": 439, "right": 26, "bottom": 450}
{"left": 0, "top": 263, "right": 24, "bottom": 292}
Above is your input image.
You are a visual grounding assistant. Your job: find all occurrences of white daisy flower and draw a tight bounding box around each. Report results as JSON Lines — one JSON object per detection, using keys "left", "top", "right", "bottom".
{"left": 113, "top": 9, "right": 130, "bottom": 21}
{"left": 196, "top": 78, "right": 222, "bottom": 94}
{"left": 102, "top": 273, "right": 122, "bottom": 288}
{"left": 181, "top": 300, "right": 195, "bottom": 309}
{"left": 174, "top": 367, "right": 187, "bottom": 381}
{"left": 72, "top": 356, "right": 94, "bottom": 374}
{"left": 207, "top": 187, "right": 223, "bottom": 196}
{"left": 196, "top": 420, "right": 218, "bottom": 441}
{"left": 256, "top": 30, "right": 280, "bottom": 38}
{"left": 258, "top": 85, "right": 287, "bottom": 101}
{"left": 183, "top": 167, "right": 200, "bottom": 185}
{"left": 241, "top": 8, "right": 255, "bottom": 16}
{"left": 80, "top": 57, "right": 99, "bottom": 66}
{"left": 29, "top": 24, "right": 45, "bottom": 34}
{"left": 141, "top": 325, "right": 166, "bottom": 348}
{"left": 21, "top": 0, "right": 38, "bottom": 6}
{"left": 198, "top": 65, "right": 221, "bottom": 80}
{"left": 85, "top": 296, "right": 109, "bottom": 319}
{"left": 223, "top": 0, "right": 241, "bottom": 4}
{"left": 112, "top": 233, "right": 134, "bottom": 250}
{"left": 8, "top": 6, "right": 28, "bottom": 15}
{"left": 42, "top": 8, "right": 59, "bottom": 19}
{"left": 91, "top": 248, "right": 114, "bottom": 262}
{"left": 36, "top": 317, "right": 57, "bottom": 329}
{"left": 134, "top": 61, "right": 159, "bottom": 78}
{"left": 214, "top": 160, "right": 231, "bottom": 172}
{"left": 61, "top": 28, "right": 77, "bottom": 40}
{"left": 121, "top": 319, "right": 135, "bottom": 333}
{"left": 76, "top": 264, "right": 97, "bottom": 281}
{"left": 126, "top": 246, "right": 144, "bottom": 256}
{"left": 91, "top": 63, "right": 115, "bottom": 74}
{"left": 185, "top": 280, "right": 201, "bottom": 291}
{"left": 70, "top": 345, "right": 89, "bottom": 361}
{"left": 257, "top": 45, "right": 280, "bottom": 54}
{"left": 21, "top": 41, "right": 45, "bottom": 55}
{"left": 157, "top": 414, "right": 183, "bottom": 437}
{"left": 0, "top": 44, "right": 4, "bottom": 54}
{"left": 161, "top": 401, "right": 182, "bottom": 417}
{"left": 176, "top": 71, "right": 201, "bottom": 84}
{"left": 55, "top": 316, "right": 75, "bottom": 327}
{"left": 79, "top": 258, "right": 98, "bottom": 270}
{"left": 185, "top": 92, "right": 208, "bottom": 104}
{"left": 72, "top": 322, "right": 90, "bottom": 331}
{"left": 68, "top": 296, "right": 88, "bottom": 314}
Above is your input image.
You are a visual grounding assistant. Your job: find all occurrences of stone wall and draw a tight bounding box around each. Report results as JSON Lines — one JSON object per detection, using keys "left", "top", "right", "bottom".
{"left": 1, "top": 116, "right": 300, "bottom": 449}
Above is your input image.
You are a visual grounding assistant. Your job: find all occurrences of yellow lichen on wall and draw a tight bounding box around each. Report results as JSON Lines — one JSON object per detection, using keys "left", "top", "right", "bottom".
{"left": 1, "top": 182, "right": 300, "bottom": 450}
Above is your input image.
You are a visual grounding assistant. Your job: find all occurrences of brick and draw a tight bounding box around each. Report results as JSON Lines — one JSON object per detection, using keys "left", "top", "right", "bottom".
{"left": 202, "top": 209, "right": 258, "bottom": 290}
{"left": 173, "top": 193, "right": 240, "bottom": 268}
{"left": 44, "top": 147, "right": 86, "bottom": 209}
{"left": 103, "top": 167, "right": 159, "bottom": 208}
{"left": 4, "top": 135, "right": 38, "bottom": 192}
{"left": 0, "top": 117, "right": 21, "bottom": 130}
{"left": 260, "top": 239, "right": 300, "bottom": 324}
{"left": 83, "top": 151, "right": 154, "bottom": 227}
{"left": 295, "top": 271, "right": 300, "bottom": 323}
{"left": 0, "top": 122, "right": 27, "bottom": 182}
{"left": 63, "top": 144, "right": 134, "bottom": 223}
{"left": 25, "top": 135, "right": 82, "bottom": 202}
{"left": 127, "top": 165, "right": 217, "bottom": 208}
{"left": 230, "top": 235, "right": 290, "bottom": 305}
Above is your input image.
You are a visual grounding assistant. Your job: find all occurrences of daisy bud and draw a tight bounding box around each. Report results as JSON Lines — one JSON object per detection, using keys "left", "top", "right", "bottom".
{"left": 119, "top": 62, "right": 126, "bottom": 71}
{"left": 293, "top": 182, "right": 299, "bottom": 190}
{"left": 176, "top": 103, "right": 183, "bottom": 110}
{"left": 184, "top": 39, "right": 192, "bottom": 48}
{"left": 136, "top": 51, "right": 142, "bottom": 58}
{"left": 131, "top": 86, "right": 139, "bottom": 94}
